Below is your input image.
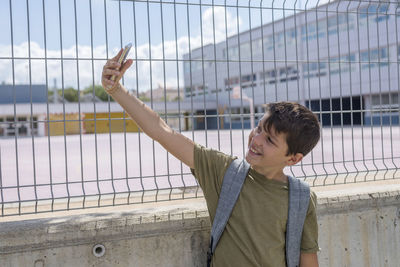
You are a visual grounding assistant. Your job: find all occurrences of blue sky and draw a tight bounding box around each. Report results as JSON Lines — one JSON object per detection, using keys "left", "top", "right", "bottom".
{"left": 0, "top": 0, "right": 305, "bottom": 50}
{"left": 0, "top": 0, "right": 322, "bottom": 91}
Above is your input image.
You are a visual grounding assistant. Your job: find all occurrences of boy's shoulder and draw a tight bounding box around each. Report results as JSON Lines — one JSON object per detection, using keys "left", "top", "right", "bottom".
{"left": 194, "top": 143, "right": 236, "bottom": 165}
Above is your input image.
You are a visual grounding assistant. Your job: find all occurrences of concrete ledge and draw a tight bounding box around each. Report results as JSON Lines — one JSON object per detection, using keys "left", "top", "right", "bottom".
{"left": 0, "top": 198, "right": 210, "bottom": 267}
{"left": 1, "top": 180, "right": 400, "bottom": 267}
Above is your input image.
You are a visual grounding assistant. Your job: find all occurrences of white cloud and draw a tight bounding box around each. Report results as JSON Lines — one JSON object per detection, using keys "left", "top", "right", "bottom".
{"left": 0, "top": 6, "right": 240, "bottom": 92}
{"left": 0, "top": 42, "right": 108, "bottom": 90}
{"left": 201, "top": 6, "right": 241, "bottom": 44}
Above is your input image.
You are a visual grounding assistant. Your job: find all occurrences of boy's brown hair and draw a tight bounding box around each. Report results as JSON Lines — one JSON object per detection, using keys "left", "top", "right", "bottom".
{"left": 263, "top": 101, "right": 320, "bottom": 156}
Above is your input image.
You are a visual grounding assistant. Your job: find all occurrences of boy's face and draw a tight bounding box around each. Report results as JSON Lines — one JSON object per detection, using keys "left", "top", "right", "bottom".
{"left": 246, "top": 113, "right": 303, "bottom": 175}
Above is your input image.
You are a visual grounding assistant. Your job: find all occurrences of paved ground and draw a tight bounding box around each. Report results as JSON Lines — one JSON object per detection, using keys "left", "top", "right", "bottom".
{"left": 0, "top": 126, "right": 399, "bottom": 206}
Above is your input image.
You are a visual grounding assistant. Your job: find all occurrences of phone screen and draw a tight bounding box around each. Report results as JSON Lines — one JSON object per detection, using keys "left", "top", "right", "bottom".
{"left": 111, "top": 43, "right": 132, "bottom": 81}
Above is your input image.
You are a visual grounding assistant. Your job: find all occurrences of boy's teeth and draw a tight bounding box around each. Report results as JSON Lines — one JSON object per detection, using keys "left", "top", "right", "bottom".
{"left": 251, "top": 147, "right": 260, "bottom": 154}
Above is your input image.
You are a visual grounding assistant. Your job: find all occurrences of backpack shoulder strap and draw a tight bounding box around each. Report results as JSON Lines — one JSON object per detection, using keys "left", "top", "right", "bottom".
{"left": 286, "top": 176, "right": 310, "bottom": 267}
{"left": 207, "top": 158, "right": 250, "bottom": 267}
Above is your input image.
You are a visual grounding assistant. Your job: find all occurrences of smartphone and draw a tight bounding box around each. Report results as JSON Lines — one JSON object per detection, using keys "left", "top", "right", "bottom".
{"left": 111, "top": 43, "right": 132, "bottom": 81}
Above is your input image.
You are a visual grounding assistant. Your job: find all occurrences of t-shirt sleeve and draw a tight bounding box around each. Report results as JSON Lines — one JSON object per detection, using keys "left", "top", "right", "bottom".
{"left": 190, "top": 143, "right": 235, "bottom": 214}
{"left": 300, "top": 190, "right": 320, "bottom": 253}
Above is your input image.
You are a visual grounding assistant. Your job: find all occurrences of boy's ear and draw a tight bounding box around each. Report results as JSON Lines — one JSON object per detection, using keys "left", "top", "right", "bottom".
{"left": 286, "top": 153, "right": 303, "bottom": 166}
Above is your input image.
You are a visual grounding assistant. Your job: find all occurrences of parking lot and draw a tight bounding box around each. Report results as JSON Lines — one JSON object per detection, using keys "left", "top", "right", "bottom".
{"left": 1, "top": 126, "right": 399, "bottom": 204}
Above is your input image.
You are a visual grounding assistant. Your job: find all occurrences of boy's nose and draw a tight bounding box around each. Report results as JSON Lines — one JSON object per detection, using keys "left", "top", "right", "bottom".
{"left": 252, "top": 132, "right": 264, "bottom": 146}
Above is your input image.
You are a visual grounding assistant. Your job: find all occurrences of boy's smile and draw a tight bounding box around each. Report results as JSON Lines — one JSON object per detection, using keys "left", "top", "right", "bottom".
{"left": 248, "top": 145, "right": 262, "bottom": 156}
{"left": 246, "top": 114, "right": 303, "bottom": 182}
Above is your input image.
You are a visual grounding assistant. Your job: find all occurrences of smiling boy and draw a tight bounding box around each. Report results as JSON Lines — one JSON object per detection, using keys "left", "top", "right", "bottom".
{"left": 102, "top": 50, "right": 320, "bottom": 266}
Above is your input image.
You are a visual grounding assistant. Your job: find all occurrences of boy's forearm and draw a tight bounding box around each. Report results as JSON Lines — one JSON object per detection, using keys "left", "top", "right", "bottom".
{"left": 110, "top": 85, "right": 171, "bottom": 141}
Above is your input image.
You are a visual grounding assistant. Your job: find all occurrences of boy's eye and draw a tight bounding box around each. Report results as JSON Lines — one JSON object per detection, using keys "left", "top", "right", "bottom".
{"left": 267, "top": 136, "right": 276, "bottom": 146}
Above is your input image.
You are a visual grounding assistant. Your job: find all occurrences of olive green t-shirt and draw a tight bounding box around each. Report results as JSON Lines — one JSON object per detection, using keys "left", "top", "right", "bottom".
{"left": 191, "top": 144, "right": 319, "bottom": 267}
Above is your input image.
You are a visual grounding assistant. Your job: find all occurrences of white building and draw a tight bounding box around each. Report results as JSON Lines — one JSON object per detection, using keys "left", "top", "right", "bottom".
{"left": 0, "top": 84, "right": 213, "bottom": 137}
{"left": 183, "top": 1, "right": 399, "bottom": 129}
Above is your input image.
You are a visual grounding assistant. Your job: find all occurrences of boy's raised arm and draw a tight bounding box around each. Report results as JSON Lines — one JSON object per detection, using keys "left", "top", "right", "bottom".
{"left": 101, "top": 49, "right": 195, "bottom": 169}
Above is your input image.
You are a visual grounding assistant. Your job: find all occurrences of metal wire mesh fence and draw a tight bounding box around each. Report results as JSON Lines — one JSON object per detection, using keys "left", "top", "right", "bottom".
{"left": 0, "top": 0, "right": 399, "bottom": 216}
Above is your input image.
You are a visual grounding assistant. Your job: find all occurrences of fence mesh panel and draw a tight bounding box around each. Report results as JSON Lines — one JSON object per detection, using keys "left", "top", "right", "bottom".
{"left": 0, "top": 0, "right": 399, "bottom": 216}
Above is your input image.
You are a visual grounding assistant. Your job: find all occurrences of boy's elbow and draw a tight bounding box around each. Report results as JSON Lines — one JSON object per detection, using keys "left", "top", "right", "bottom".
{"left": 300, "top": 252, "right": 319, "bottom": 267}
{"left": 146, "top": 118, "right": 171, "bottom": 142}
{"left": 157, "top": 127, "right": 195, "bottom": 169}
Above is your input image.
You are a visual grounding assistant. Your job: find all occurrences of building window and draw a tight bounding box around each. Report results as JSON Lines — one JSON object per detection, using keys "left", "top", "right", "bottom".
{"left": 225, "top": 76, "right": 239, "bottom": 87}
{"left": 241, "top": 84, "right": 256, "bottom": 90}
{"left": 273, "top": 32, "right": 284, "bottom": 47}
{"left": 211, "top": 88, "right": 222, "bottom": 93}
{"left": 262, "top": 32, "right": 286, "bottom": 51}
{"left": 326, "top": 13, "right": 354, "bottom": 36}
{"left": 285, "top": 28, "right": 297, "bottom": 45}
{"left": 303, "top": 62, "right": 326, "bottom": 79}
{"left": 301, "top": 21, "right": 326, "bottom": 41}
{"left": 224, "top": 74, "right": 256, "bottom": 90}
{"left": 360, "top": 48, "right": 388, "bottom": 69}
{"left": 6, "top": 117, "right": 15, "bottom": 136}
{"left": 316, "top": 23, "right": 326, "bottom": 39}
{"left": 359, "top": 4, "right": 389, "bottom": 25}
{"left": 229, "top": 107, "right": 251, "bottom": 122}
{"left": 241, "top": 74, "right": 256, "bottom": 83}
{"left": 197, "top": 85, "right": 208, "bottom": 92}
{"left": 279, "top": 66, "right": 299, "bottom": 82}
{"left": 263, "top": 36, "right": 274, "bottom": 51}
{"left": 371, "top": 92, "right": 399, "bottom": 113}
{"left": 261, "top": 66, "right": 298, "bottom": 84}
{"left": 302, "top": 23, "right": 316, "bottom": 41}
{"left": 261, "top": 70, "right": 277, "bottom": 84}
{"left": 372, "top": 93, "right": 399, "bottom": 106}
{"left": 185, "top": 87, "right": 197, "bottom": 97}
{"left": 330, "top": 53, "right": 356, "bottom": 75}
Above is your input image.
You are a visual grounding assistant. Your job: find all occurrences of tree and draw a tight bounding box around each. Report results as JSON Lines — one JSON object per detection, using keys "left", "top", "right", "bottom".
{"left": 173, "top": 95, "right": 183, "bottom": 101}
{"left": 60, "top": 87, "right": 79, "bottom": 102}
{"left": 83, "top": 85, "right": 113, "bottom": 102}
{"left": 47, "top": 87, "right": 78, "bottom": 102}
{"left": 138, "top": 96, "right": 150, "bottom": 102}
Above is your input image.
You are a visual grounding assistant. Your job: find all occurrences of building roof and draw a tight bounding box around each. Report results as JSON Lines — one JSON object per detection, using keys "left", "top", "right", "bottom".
{"left": 0, "top": 84, "right": 47, "bottom": 104}
{"left": 0, "top": 100, "right": 223, "bottom": 116}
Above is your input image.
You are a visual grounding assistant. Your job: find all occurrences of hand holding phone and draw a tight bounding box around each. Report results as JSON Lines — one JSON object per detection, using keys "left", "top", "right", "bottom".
{"left": 102, "top": 43, "right": 133, "bottom": 95}
{"left": 110, "top": 43, "right": 132, "bottom": 81}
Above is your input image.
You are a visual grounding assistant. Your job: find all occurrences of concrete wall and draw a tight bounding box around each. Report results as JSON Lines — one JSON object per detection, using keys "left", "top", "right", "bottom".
{"left": 0, "top": 180, "right": 399, "bottom": 267}
{"left": 316, "top": 184, "right": 400, "bottom": 267}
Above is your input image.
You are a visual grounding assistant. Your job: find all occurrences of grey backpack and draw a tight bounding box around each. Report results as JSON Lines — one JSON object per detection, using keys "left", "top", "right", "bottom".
{"left": 207, "top": 158, "right": 310, "bottom": 267}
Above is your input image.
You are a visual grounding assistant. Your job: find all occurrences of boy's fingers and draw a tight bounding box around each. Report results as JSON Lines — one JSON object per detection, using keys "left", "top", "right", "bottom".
{"left": 103, "top": 69, "right": 120, "bottom": 77}
{"left": 111, "top": 49, "right": 123, "bottom": 61}
{"left": 104, "top": 60, "right": 120, "bottom": 70}
{"left": 102, "top": 53, "right": 133, "bottom": 93}
{"left": 120, "top": 59, "right": 133, "bottom": 74}
{"left": 113, "top": 59, "right": 133, "bottom": 85}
